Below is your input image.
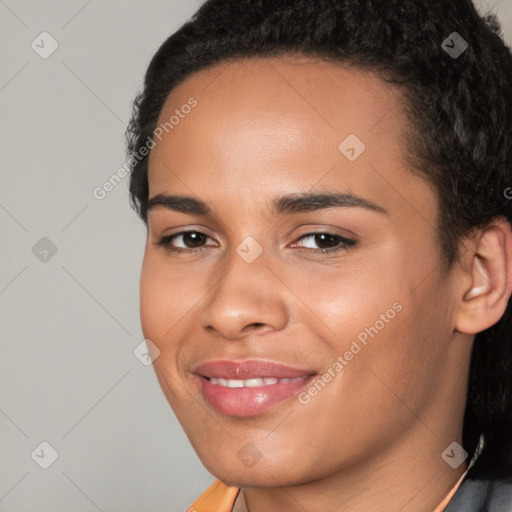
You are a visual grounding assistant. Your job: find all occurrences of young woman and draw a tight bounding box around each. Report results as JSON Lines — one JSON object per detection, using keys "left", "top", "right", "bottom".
{"left": 126, "top": 1, "right": 512, "bottom": 510}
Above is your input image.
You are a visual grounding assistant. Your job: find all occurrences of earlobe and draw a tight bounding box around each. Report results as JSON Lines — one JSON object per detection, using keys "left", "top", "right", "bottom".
{"left": 455, "top": 218, "right": 512, "bottom": 335}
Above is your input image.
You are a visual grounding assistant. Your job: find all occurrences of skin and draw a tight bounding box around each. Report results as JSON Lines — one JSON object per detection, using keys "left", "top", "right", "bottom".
{"left": 140, "top": 56, "right": 512, "bottom": 512}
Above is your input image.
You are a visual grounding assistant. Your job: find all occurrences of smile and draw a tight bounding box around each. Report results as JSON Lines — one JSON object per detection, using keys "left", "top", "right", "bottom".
{"left": 208, "top": 376, "right": 308, "bottom": 388}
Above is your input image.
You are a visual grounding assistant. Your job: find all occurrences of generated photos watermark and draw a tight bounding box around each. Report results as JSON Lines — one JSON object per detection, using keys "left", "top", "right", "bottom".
{"left": 298, "top": 301, "right": 403, "bottom": 405}
{"left": 93, "top": 97, "right": 198, "bottom": 201}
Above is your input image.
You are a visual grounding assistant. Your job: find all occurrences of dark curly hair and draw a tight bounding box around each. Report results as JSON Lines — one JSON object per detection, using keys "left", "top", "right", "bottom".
{"left": 126, "top": 0, "right": 512, "bottom": 480}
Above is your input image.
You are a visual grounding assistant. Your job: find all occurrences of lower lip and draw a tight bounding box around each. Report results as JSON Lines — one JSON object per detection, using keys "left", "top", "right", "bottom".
{"left": 197, "top": 375, "right": 315, "bottom": 417}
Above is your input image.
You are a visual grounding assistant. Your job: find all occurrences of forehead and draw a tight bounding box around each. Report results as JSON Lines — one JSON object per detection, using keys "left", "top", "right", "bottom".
{"left": 147, "top": 55, "right": 432, "bottom": 222}
{"left": 153, "top": 55, "right": 404, "bottom": 146}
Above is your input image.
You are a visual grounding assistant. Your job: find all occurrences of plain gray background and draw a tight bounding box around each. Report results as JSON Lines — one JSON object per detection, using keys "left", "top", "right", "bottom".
{"left": 1, "top": 1, "right": 511, "bottom": 511}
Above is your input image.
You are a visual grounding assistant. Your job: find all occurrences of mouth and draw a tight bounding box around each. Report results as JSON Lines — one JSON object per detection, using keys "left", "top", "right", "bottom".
{"left": 192, "top": 359, "right": 317, "bottom": 417}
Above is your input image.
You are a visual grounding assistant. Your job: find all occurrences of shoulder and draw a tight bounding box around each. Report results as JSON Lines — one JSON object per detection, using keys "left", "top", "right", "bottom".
{"left": 445, "top": 477, "right": 512, "bottom": 511}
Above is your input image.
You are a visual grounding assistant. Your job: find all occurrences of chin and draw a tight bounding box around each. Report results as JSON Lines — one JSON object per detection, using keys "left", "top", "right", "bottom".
{"left": 196, "top": 448, "right": 319, "bottom": 488}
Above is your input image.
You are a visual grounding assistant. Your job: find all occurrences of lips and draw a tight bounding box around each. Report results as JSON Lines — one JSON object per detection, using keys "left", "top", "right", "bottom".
{"left": 193, "top": 359, "right": 316, "bottom": 417}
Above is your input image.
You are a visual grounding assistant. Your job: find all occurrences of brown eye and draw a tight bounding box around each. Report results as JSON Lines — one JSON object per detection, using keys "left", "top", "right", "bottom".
{"left": 156, "top": 231, "right": 214, "bottom": 253}
{"left": 292, "top": 232, "right": 357, "bottom": 253}
{"left": 313, "top": 233, "right": 341, "bottom": 249}
{"left": 179, "top": 232, "right": 208, "bottom": 248}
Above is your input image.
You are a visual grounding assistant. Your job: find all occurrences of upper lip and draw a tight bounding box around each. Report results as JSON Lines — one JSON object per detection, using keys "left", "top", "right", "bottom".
{"left": 192, "top": 359, "right": 316, "bottom": 380}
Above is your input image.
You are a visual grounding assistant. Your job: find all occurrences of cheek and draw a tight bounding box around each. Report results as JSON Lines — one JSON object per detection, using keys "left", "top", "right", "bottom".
{"left": 139, "top": 254, "right": 181, "bottom": 345}
{"left": 139, "top": 261, "right": 161, "bottom": 341}
{"left": 280, "top": 254, "right": 402, "bottom": 345}
{"left": 285, "top": 246, "right": 447, "bottom": 391}
{"left": 139, "top": 252, "right": 213, "bottom": 374}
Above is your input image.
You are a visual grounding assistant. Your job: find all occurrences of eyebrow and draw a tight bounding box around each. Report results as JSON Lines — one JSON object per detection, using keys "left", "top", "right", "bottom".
{"left": 146, "top": 192, "right": 387, "bottom": 217}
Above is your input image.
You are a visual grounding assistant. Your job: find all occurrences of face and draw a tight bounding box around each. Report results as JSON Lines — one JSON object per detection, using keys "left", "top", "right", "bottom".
{"left": 140, "top": 56, "right": 465, "bottom": 487}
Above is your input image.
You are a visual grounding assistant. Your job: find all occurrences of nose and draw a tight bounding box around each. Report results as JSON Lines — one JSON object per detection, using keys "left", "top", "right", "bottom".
{"left": 197, "top": 250, "right": 289, "bottom": 340}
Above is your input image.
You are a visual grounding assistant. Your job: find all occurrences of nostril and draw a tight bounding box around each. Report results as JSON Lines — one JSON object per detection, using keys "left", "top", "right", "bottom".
{"left": 242, "top": 322, "right": 267, "bottom": 334}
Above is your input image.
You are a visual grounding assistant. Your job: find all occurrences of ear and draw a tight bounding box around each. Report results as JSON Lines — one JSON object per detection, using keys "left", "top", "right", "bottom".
{"left": 455, "top": 217, "right": 512, "bottom": 335}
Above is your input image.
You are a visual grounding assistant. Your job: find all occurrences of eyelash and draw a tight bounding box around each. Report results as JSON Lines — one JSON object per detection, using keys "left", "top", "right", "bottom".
{"left": 155, "top": 230, "right": 357, "bottom": 255}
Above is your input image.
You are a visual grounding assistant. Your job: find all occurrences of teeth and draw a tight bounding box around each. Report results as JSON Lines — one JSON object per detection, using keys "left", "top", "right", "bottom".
{"left": 209, "top": 376, "right": 305, "bottom": 388}
{"left": 245, "top": 378, "right": 265, "bottom": 387}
